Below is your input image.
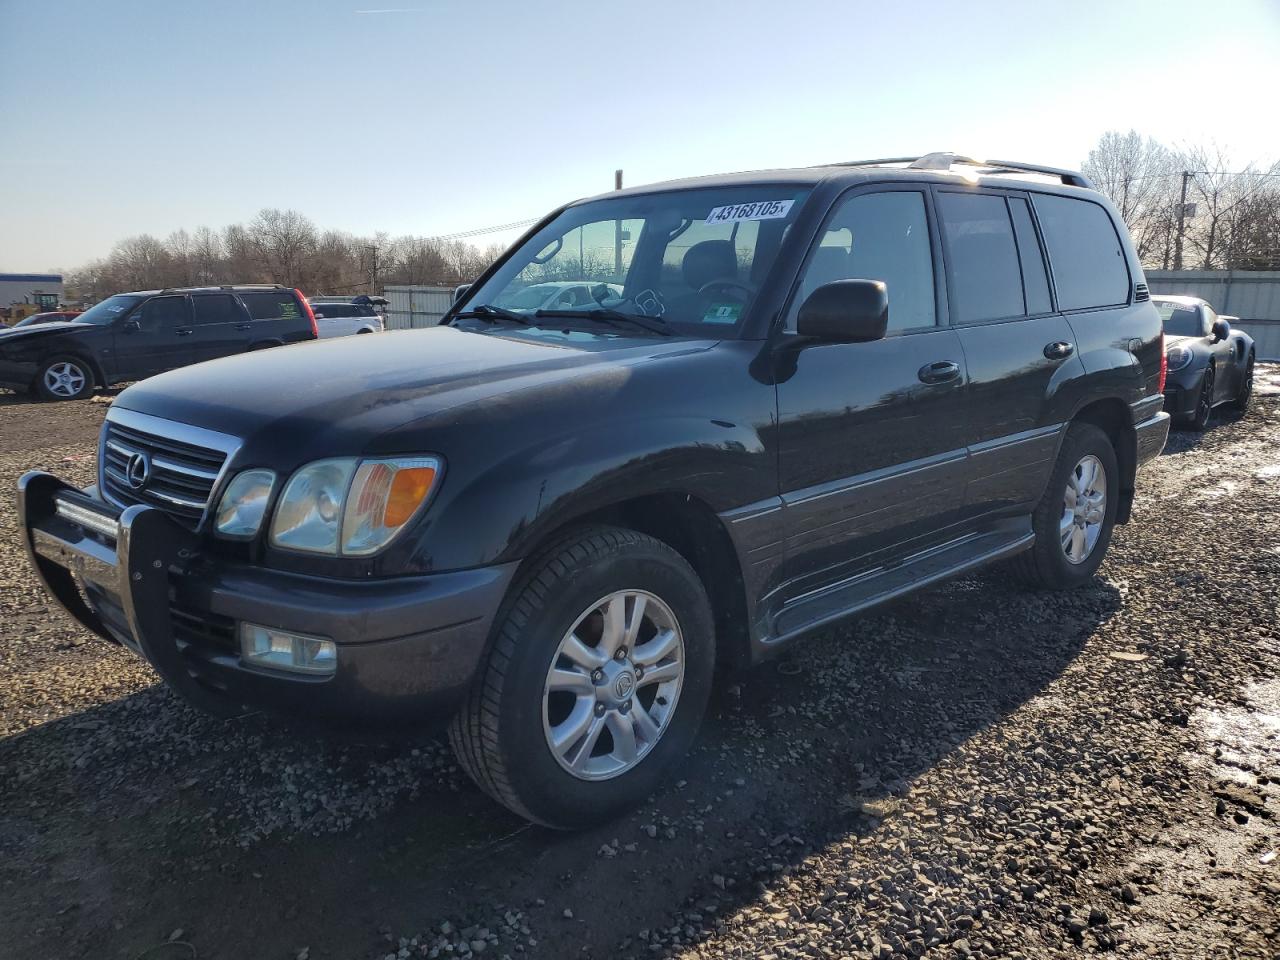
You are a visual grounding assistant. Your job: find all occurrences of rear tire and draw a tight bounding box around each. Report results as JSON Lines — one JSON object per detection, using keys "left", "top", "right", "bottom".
{"left": 449, "top": 526, "right": 715, "bottom": 829}
{"left": 1009, "top": 422, "right": 1118, "bottom": 590}
{"left": 34, "top": 356, "right": 94, "bottom": 401}
{"left": 1227, "top": 354, "right": 1254, "bottom": 413}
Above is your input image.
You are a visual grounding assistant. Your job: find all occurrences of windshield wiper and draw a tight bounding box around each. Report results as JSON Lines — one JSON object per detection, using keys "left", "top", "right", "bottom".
{"left": 534, "top": 309, "right": 673, "bottom": 337}
{"left": 452, "top": 303, "right": 533, "bottom": 326}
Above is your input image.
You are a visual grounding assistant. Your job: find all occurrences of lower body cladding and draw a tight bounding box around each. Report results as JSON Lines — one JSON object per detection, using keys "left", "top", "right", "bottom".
{"left": 16, "top": 471, "right": 516, "bottom": 722}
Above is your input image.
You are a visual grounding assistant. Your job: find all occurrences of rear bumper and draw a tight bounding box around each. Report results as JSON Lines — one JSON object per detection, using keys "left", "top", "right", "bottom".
{"left": 17, "top": 471, "right": 515, "bottom": 722}
{"left": 1135, "top": 410, "right": 1171, "bottom": 466}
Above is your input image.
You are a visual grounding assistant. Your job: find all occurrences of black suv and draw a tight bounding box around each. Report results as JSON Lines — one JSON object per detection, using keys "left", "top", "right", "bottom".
{"left": 19, "top": 154, "right": 1170, "bottom": 827}
{"left": 0, "top": 285, "right": 317, "bottom": 401}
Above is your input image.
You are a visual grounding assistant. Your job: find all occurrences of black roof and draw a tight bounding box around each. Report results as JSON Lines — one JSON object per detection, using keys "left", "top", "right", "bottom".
{"left": 115, "top": 284, "right": 295, "bottom": 297}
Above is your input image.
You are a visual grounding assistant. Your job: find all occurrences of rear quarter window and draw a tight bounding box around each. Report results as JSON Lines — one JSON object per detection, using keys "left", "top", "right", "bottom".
{"left": 239, "top": 292, "right": 304, "bottom": 321}
{"left": 1032, "top": 194, "right": 1130, "bottom": 311}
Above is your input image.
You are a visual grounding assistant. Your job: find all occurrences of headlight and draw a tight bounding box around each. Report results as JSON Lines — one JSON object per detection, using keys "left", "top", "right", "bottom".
{"left": 1166, "top": 345, "right": 1193, "bottom": 372}
{"left": 215, "top": 469, "right": 277, "bottom": 537}
{"left": 269, "top": 455, "right": 442, "bottom": 556}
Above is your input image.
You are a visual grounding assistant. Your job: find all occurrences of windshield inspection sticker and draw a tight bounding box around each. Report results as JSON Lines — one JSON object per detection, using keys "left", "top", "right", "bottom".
{"left": 705, "top": 199, "right": 794, "bottom": 225}
{"left": 703, "top": 303, "right": 742, "bottom": 324}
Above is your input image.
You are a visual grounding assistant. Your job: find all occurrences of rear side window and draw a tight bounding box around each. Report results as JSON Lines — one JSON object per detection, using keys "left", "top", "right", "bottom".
{"left": 1031, "top": 194, "right": 1130, "bottom": 310}
{"left": 192, "top": 294, "right": 245, "bottom": 325}
{"left": 1008, "top": 199, "right": 1052, "bottom": 315}
{"left": 937, "top": 192, "right": 1023, "bottom": 323}
{"left": 239, "top": 291, "right": 303, "bottom": 321}
{"left": 314, "top": 303, "right": 356, "bottom": 318}
{"left": 792, "top": 190, "right": 936, "bottom": 332}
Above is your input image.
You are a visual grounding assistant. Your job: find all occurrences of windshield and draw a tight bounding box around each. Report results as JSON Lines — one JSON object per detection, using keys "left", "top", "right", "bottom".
{"left": 458, "top": 185, "right": 811, "bottom": 336}
{"left": 1155, "top": 301, "right": 1203, "bottom": 337}
{"left": 74, "top": 294, "right": 144, "bottom": 325}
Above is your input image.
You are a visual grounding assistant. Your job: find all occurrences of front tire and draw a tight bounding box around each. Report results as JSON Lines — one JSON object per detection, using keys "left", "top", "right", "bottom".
{"left": 449, "top": 526, "right": 715, "bottom": 829}
{"left": 35, "top": 356, "right": 94, "bottom": 401}
{"left": 1180, "top": 364, "right": 1215, "bottom": 431}
{"left": 1009, "top": 422, "right": 1119, "bottom": 590}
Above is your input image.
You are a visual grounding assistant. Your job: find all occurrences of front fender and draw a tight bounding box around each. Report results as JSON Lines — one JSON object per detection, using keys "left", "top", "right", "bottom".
{"left": 392, "top": 415, "right": 771, "bottom": 574}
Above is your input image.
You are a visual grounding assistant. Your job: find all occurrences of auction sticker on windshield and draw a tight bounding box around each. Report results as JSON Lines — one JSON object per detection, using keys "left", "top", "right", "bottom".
{"left": 705, "top": 199, "right": 794, "bottom": 225}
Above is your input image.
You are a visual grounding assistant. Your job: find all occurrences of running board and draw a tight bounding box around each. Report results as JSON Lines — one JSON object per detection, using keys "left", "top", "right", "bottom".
{"left": 769, "top": 523, "right": 1034, "bottom": 643}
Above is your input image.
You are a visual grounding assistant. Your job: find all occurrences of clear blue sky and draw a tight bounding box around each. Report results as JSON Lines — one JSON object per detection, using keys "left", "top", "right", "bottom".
{"left": 2, "top": 0, "right": 1277, "bottom": 271}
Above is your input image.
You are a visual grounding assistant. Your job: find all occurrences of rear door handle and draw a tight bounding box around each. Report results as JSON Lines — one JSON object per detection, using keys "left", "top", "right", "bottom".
{"left": 918, "top": 360, "right": 960, "bottom": 384}
{"left": 1044, "top": 340, "right": 1075, "bottom": 360}
{"left": 235, "top": 322, "right": 252, "bottom": 330}
{"left": 175, "top": 328, "right": 194, "bottom": 337}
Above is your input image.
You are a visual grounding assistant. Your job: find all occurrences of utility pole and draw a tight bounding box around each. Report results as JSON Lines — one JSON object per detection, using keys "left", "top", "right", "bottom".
{"left": 363, "top": 243, "right": 379, "bottom": 293}
{"left": 1173, "top": 170, "right": 1192, "bottom": 271}
{"left": 614, "top": 169, "right": 624, "bottom": 278}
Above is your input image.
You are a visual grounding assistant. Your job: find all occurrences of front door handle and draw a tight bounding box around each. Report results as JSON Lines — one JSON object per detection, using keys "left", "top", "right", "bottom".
{"left": 1044, "top": 340, "right": 1075, "bottom": 360}
{"left": 175, "top": 328, "right": 194, "bottom": 337}
{"left": 918, "top": 360, "right": 960, "bottom": 384}
{"left": 235, "top": 322, "right": 252, "bottom": 331}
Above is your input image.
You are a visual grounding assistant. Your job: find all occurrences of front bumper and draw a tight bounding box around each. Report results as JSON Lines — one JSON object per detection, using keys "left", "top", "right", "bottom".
{"left": 17, "top": 471, "right": 516, "bottom": 722}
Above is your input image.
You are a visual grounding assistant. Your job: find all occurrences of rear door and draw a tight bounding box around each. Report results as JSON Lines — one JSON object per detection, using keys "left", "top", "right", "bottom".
{"left": 934, "top": 189, "right": 1085, "bottom": 523}
{"left": 112, "top": 295, "right": 195, "bottom": 379}
{"left": 191, "top": 293, "right": 254, "bottom": 361}
{"left": 775, "top": 186, "right": 971, "bottom": 594}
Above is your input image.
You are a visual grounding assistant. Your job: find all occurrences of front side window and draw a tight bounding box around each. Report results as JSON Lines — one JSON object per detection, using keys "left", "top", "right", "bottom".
{"left": 134, "top": 296, "right": 192, "bottom": 333}
{"left": 460, "top": 186, "right": 811, "bottom": 336}
{"left": 937, "top": 192, "right": 1024, "bottom": 324}
{"left": 790, "top": 190, "right": 936, "bottom": 333}
{"left": 1032, "top": 194, "right": 1130, "bottom": 310}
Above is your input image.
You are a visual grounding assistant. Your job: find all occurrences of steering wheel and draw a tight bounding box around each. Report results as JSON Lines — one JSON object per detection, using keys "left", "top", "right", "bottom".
{"left": 698, "top": 279, "right": 755, "bottom": 300}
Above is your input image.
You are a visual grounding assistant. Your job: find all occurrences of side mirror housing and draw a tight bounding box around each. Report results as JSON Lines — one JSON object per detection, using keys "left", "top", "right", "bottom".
{"left": 452, "top": 283, "right": 471, "bottom": 304}
{"left": 1211, "top": 318, "right": 1230, "bottom": 342}
{"left": 122, "top": 319, "right": 141, "bottom": 333}
{"left": 796, "top": 279, "right": 888, "bottom": 343}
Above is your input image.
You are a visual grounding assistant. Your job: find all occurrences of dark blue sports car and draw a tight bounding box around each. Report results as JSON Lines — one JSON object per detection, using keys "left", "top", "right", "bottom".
{"left": 1157, "top": 295, "right": 1256, "bottom": 430}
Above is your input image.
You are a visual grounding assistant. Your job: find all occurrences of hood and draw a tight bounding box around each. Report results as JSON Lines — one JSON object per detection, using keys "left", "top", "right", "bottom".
{"left": 114, "top": 326, "right": 714, "bottom": 460}
{"left": 1163, "top": 334, "right": 1197, "bottom": 348}
{"left": 0, "top": 321, "right": 85, "bottom": 343}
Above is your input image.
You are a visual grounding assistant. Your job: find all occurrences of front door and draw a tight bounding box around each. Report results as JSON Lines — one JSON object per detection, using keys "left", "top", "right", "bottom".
{"left": 775, "top": 187, "right": 970, "bottom": 597}
{"left": 112, "top": 295, "right": 194, "bottom": 380}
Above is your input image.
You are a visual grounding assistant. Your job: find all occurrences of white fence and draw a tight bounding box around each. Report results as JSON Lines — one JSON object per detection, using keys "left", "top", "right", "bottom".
{"left": 383, "top": 285, "right": 454, "bottom": 331}
{"left": 1145, "top": 270, "right": 1280, "bottom": 361}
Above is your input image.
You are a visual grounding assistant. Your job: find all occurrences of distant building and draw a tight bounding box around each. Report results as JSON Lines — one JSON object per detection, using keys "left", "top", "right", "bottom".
{"left": 0, "top": 273, "right": 64, "bottom": 312}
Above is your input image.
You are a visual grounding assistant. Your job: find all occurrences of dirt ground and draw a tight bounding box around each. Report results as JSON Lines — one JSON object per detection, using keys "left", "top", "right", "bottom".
{"left": 1, "top": 372, "right": 1277, "bottom": 960}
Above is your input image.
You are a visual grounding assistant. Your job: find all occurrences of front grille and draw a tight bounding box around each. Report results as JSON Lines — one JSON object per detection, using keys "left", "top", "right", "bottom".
{"left": 102, "top": 421, "right": 227, "bottom": 527}
{"left": 171, "top": 602, "right": 238, "bottom": 655}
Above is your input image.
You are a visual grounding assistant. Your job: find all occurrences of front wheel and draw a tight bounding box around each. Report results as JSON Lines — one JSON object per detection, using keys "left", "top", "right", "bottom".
{"left": 1227, "top": 354, "right": 1254, "bottom": 413}
{"left": 35, "top": 356, "right": 94, "bottom": 401}
{"left": 1181, "top": 364, "right": 1215, "bottom": 431}
{"left": 449, "top": 526, "right": 715, "bottom": 829}
{"left": 1009, "top": 422, "right": 1119, "bottom": 590}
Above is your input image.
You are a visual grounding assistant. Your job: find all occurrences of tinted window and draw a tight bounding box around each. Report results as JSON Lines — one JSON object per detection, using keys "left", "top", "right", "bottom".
{"left": 135, "top": 296, "right": 192, "bottom": 333}
{"left": 793, "top": 190, "right": 936, "bottom": 332}
{"left": 74, "top": 294, "right": 144, "bottom": 325}
{"left": 314, "top": 303, "right": 356, "bottom": 318}
{"left": 192, "top": 294, "right": 245, "bottom": 325}
{"left": 1008, "top": 198, "right": 1052, "bottom": 315}
{"left": 240, "top": 292, "right": 304, "bottom": 321}
{"left": 1032, "top": 194, "right": 1129, "bottom": 310}
{"left": 937, "top": 192, "right": 1023, "bottom": 323}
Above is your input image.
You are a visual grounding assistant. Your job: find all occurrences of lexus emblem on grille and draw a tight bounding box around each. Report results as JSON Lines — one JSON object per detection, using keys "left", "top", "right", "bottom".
{"left": 125, "top": 451, "right": 152, "bottom": 490}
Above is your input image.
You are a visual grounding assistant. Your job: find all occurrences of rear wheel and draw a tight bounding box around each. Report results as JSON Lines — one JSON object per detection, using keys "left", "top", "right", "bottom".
{"left": 1228, "top": 354, "right": 1254, "bottom": 413}
{"left": 1009, "top": 422, "right": 1118, "bottom": 590}
{"left": 449, "top": 526, "right": 715, "bottom": 829}
{"left": 35, "top": 357, "right": 94, "bottom": 401}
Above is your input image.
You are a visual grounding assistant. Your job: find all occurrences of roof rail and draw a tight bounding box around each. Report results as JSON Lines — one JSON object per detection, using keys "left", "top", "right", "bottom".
{"left": 834, "top": 152, "right": 1094, "bottom": 189}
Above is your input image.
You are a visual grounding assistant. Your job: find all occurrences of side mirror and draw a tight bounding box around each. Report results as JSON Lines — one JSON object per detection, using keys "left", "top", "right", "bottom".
{"left": 453, "top": 283, "right": 471, "bottom": 304}
{"left": 1211, "top": 318, "right": 1230, "bottom": 342}
{"left": 122, "top": 319, "right": 141, "bottom": 333}
{"left": 796, "top": 279, "right": 888, "bottom": 343}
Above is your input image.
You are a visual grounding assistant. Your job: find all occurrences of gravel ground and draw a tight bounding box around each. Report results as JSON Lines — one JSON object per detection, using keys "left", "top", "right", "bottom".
{"left": 1, "top": 371, "right": 1277, "bottom": 960}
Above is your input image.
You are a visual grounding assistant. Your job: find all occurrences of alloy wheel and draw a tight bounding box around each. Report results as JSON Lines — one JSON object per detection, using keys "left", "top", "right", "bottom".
{"left": 43, "top": 362, "right": 87, "bottom": 398}
{"left": 1060, "top": 455, "right": 1107, "bottom": 565}
{"left": 542, "top": 590, "right": 684, "bottom": 781}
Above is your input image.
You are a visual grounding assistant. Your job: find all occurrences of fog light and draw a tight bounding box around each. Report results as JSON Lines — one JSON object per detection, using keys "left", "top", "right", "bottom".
{"left": 239, "top": 623, "right": 336, "bottom": 675}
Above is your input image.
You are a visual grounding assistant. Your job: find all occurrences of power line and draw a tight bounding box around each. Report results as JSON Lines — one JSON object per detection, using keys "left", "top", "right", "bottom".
{"left": 407, "top": 216, "right": 542, "bottom": 245}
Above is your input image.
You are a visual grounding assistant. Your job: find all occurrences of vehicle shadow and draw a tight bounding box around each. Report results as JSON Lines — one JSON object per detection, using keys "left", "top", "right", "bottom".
{"left": 0, "top": 386, "right": 126, "bottom": 409}
{"left": 0, "top": 571, "right": 1121, "bottom": 960}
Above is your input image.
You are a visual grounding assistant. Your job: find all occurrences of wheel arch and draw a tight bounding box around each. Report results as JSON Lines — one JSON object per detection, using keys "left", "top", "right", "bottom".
{"left": 513, "top": 492, "right": 751, "bottom": 673}
{"left": 1070, "top": 397, "right": 1137, "bottom": 523}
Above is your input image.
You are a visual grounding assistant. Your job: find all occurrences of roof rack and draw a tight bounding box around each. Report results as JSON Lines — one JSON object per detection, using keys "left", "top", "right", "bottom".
{"left": 835, "top": 152, "right": 1094, "bottom": 189}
